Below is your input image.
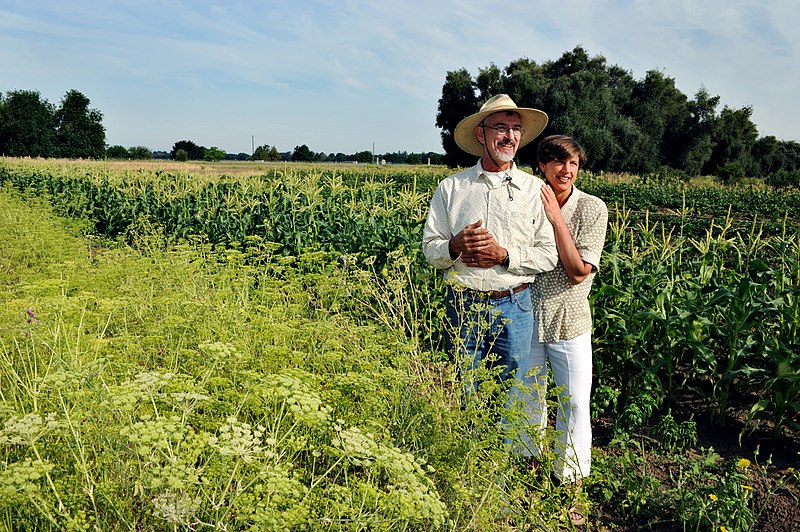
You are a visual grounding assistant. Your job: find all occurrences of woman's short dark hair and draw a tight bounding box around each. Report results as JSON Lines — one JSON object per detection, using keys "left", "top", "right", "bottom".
{"left": 537, "top": 135, "right": 588, "bottom": 168}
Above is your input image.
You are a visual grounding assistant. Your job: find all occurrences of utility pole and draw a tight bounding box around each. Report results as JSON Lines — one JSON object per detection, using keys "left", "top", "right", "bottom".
{"left": 251, "top": 135, "right": 255, "bottom": 159}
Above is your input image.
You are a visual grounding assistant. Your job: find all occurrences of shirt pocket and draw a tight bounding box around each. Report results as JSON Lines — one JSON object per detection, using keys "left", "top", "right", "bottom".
{"left": 497, "top": 206, "right": 539, "bottom": 246}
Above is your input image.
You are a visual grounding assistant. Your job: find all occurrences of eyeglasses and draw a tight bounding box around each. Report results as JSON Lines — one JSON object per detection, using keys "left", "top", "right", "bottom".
{"left": 481, "top": 124, "right": 524, "bottom": 136}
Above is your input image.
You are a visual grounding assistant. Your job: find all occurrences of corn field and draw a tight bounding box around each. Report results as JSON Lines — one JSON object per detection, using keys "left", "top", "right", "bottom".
{"left": 1, "top": 157, "right": 798, "bottom": 529}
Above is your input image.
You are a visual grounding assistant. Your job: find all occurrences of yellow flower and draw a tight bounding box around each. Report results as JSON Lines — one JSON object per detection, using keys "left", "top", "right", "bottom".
{"left": 720, "top": 527, "right": 729, "bottom": 532}
{"left": 741, "top": 485, "right": 753, "bottom": 491}
{"left": 787, "top": 467, "right": 795, "bottom": 473}
{"left": 737, "top": 458, "right": 751, "bottom": 469}
{"left": 708, "top": 493, "right": 718, "bottom": 501}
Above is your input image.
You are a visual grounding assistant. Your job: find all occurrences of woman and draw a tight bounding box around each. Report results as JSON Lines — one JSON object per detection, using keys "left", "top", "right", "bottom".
{"left": 529, "top": 135, "right": 607, "bottom": 526}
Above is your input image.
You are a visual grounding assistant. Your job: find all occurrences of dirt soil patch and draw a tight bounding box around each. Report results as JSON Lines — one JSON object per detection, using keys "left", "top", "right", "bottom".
{"left": 590, "top": 398, "right": 799, "bottom": 531}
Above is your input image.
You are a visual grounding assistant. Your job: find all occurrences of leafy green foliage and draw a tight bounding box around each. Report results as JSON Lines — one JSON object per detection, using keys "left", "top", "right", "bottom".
{"left": 170, "top": 140, "right": 205, "bottom": 160}
{"left": 128, "top": 146, "right": 153, "bottom": 160}
{"left": 291, "top": 144, "right": 314, "bottom": 162}
{"left": 437, "top": 47, "right": 799, "bottom": 178}
{"left": 590, "top": 441, "right": 780, "bottom": 530}
{"left": 435, "top": 68, "right": 479, "bottom": 167}
{"left": 252, "top": 144, "right": 280, "bottom": 161}
{"left": 53, "top": 89, "right": 106, "bottom": 159}
{"left": 653, "top": 411, "right": 698, "bottom": 452}
{"left": 765, "top": 168, "right": 800, "bottom": 188}
{"left": 203, "top": 146, "right": 225, "bottom": 162}
{"left": 0, "top": 88, "right": 106, "bottom": 159}
{"left": 0, "top": 90, "right": 57, "bottom": 157}
{"left": 106, "top": 145, "right": 129, "bottom": 159}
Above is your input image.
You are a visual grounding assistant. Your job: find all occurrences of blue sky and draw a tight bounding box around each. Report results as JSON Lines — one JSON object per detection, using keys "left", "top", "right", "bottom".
{"left": 2, "top": 0, "right": 797, "bottom": 155}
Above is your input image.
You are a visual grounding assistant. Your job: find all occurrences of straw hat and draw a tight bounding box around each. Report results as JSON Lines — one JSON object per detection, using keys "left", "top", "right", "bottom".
{"left": 453, "top": 94, "right": 548, "bottom": 156}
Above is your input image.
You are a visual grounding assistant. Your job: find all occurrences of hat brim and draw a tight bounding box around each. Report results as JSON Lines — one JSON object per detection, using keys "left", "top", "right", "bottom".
{"left": 454, "top": 107, "right": 549, "bottom": 157}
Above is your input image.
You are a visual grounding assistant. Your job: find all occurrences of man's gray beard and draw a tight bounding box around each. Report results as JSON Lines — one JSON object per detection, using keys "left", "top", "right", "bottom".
{"left": 494, "top": 149, "right": 515, "bottom": 163}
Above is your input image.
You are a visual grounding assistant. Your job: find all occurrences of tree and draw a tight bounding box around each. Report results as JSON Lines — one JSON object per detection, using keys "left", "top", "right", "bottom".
{"left": 608, "top": 116, "right": 653, "bottom": 173}
{"left": 622, "top": 70, "right": 694, "bottom": 172}
{"left": 426, "top": 152, "right": 444, "bottom": 165}
{"left": 502, "top": 57, "right": 551, "bottom": 164}
{"left": 679, "top": 88, "right": 720, "bottom": 175}
{"left": 436, "top": 68, "right": 478, "bottom": 167}
{"left": 54, "top": 89, "right": 105, "bottom": 158}
{"left": 291, "top": 144, "right": 314, "bottom": 162}
{"left": 204, "top": 146, "right": 225, "bottom": 162}
{"left": 703, "top": 106, "right": 759, "bottom": 176}
{"left": 435, "top": 48, "right": 642, "bottom": 170}
{"left": 0, "top": 90, "right": 56, "bottom": 157}
{"left": 353, "top": 150, "right": 373, "bottom": 163}
{"left": 175, "top": 149, "right": 189, "bottom": 162}
{"left": 106, "top": 145, "right": 129, "bottom": 159}
{"left": 253, "top": 144, "right": 280, "bottom": 161}
{"left": 475, "top": 63, "right": 504, "bottom": 99}
{"left": 382, "top": 151, "right": 409, "bottom": 164}
{"left": 749, "top": 136, "right": 800, "bottom": 177}
{"left": 503, "top": 57, "right": 549, "bottom": 105}
{"left": 538, "top": 47, "right": 627, "bottom": 169}
{"left": 170, "top": 140, "right": 204, "bottom": 160}
{"left": 252, "top": 144, "right": 268, "bottom": 160}
{"left": 128, "top": 146, "right": 152, "bottom": 160}
{"left": 772, "top": 140, "right": 800, "bottom": 173}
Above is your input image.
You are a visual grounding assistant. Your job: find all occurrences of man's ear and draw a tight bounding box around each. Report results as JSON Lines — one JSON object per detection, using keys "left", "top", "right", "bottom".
{"left": 474, "top": 126, "right": 486, "bottom": 146}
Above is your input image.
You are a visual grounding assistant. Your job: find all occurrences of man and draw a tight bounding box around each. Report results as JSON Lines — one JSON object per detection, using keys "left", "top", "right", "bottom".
{"left": 423, "top": 94, "right": 557, "bottom": 396}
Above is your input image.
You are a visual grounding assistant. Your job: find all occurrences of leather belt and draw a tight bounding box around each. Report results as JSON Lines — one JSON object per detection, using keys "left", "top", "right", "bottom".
{"left": 472, "top": 283, "right": 529, "bottom": 299}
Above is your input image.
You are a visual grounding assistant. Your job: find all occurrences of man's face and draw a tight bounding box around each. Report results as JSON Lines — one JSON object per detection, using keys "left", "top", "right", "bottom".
{"left": 476, "top": 111, "right": 523, "bottom": 164}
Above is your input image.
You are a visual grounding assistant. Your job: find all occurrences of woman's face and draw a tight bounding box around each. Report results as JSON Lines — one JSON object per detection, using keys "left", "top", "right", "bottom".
{"left": 539, "top": 154, "right": 580, "bottom": 195}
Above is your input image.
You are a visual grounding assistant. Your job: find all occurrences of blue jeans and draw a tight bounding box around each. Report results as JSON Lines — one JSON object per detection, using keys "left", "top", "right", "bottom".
{"left": 445, "top": 285, "right": 534, "bottom": 396}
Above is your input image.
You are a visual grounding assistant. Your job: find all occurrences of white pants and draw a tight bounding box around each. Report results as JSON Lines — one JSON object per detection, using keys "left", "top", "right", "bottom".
{"left": 507, "top": 327, "right": 593, "bottom": 482}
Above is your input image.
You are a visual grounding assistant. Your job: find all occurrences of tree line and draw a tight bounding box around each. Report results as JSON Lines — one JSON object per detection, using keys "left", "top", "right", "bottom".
{"left": 437, "top": 46, "right": 800, "bottom": 185}
{"left": 168, "top": 140, "right": 444, "bottom": 165}
{"left": 0, "top": 89, "right": 442, "bottom": 166}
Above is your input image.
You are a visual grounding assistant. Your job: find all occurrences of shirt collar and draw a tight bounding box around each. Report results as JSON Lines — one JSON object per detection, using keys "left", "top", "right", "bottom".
{"left": 472, "top": 159, "right": 519, "bottom": 183}
{"left": 561, "top": 185, "right": 583, "bottom": 215}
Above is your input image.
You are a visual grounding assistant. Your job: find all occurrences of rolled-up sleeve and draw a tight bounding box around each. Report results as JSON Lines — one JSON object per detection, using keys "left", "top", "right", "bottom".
{"left": 576, "top": 198, "right": 608, "bottom": 270}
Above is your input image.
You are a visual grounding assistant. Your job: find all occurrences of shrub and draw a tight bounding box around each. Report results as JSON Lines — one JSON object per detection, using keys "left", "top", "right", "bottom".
{"left": 716, "top": 162, "right": 745, "bottom": 184}
{"left": 765, "top": 168, "right": 800, "bottom": 188}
